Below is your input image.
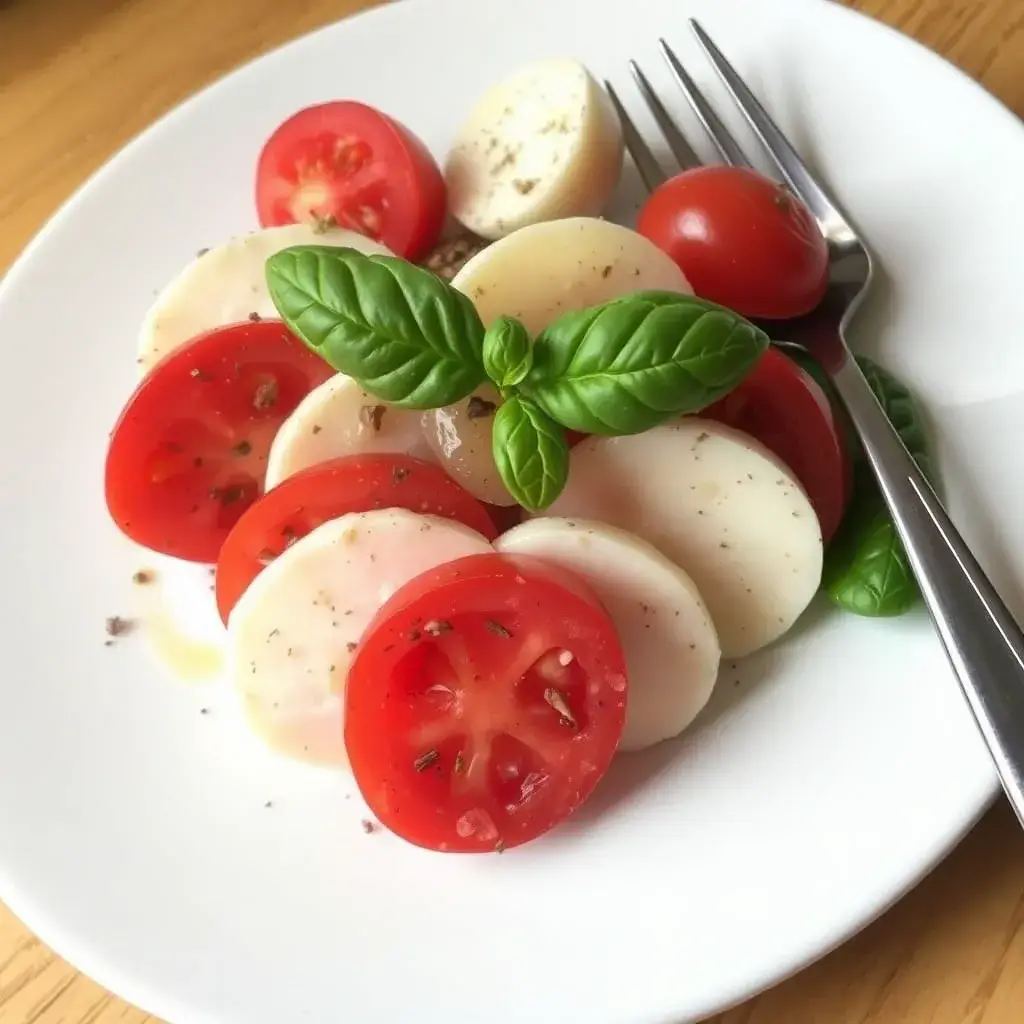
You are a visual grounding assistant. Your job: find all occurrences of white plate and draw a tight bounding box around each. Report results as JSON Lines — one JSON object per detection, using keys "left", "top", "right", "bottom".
{"left": 0, "top": 0, "right": 1022, "bottom": 1021}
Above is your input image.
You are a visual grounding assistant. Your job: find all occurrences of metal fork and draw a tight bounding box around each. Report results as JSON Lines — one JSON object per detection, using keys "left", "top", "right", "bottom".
{"left": 609, "top": 20, "right": 1024, "bottom": 827}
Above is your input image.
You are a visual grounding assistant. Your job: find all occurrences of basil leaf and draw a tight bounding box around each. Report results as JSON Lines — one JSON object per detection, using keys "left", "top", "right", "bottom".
{"left": 483, "top": 316, "right": 533, "bottom": 389}
{"left": 823, "top": 357, "right": 935, "bottom": 616}
{"left": 491, "top": 396, "right": 569, "bottom": 511}
{"left": 266, "top": 245, "right": 485, "bottom": 409}
{"left": 823, "top": 494, "right": 918, "bottom": 616}
{"left": 857, "top": 356, "right": 934, "bottom": 481}
{"left": 522, "top": 292, "right": 769, "bottom": 434}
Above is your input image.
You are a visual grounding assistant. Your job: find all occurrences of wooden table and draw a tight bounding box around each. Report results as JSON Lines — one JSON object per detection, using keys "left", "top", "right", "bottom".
{"left": 1, "top": 0, "right": 1023, "bottom": 1020}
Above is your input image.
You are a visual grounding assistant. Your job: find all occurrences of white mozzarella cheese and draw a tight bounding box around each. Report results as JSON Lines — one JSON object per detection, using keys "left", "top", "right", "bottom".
{"left": 419, "top": 384, "right": 516, "bottom": 507}
{"left": 265, "top": 373, "right": 429, "bottom": 489}
{"left": 450, "top": 217, "right": 691, "bottom": 336}
{"left": 540, "top": 420, "right": 823, "bottom": 658}
{"left": 496, "top": 518, "right": 721, "bottom": 751}
{"left": 226, "top": 509, "right": 492, "bottom": 765}
{"left": 138, "top": 224, "right": 392, "bottom": 373}
{"left": 445, "top": 60, "right": 623, "bottom": 240}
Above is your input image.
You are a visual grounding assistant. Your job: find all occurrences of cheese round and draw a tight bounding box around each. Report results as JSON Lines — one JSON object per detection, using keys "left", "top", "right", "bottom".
{"left": 445, "top": 60, "right": 624, "bottom": 240}
{"left": 451, "top": 217, "right": 691, "bottom": 336}
{"left": 138, "top": 224, "right": 391, "bottom": 374}
{"left": 419, "top": 384, "right": 515, "bottom": 507}
{"left": 265, "top": 374, "right": 429, "bottom": 489}
{"left": 226, "top": 509, "right": 492, "bottom": 765}
{"left": 496, "top": 518, "right": 721, "bottom": 750}
{"left": 540, "top": 420, "right": 823, "bottom": 658}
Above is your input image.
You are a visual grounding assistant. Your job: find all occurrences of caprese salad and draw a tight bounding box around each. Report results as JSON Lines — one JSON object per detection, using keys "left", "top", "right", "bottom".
{"left": 104, "top": 57, "right": 933, "bottom": 853}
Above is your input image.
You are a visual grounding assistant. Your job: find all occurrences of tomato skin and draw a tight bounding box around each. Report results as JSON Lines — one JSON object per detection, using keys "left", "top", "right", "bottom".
{"left": 702, "top": 347, "right": 851, "bottom": 542}
{"left": 637, "top": 166, "right": 828, "bottom": 320}
{"left": 346, "top": 553, "right": 627, "bottom": 853}
{"left": 255, "top": 101, "right": 446, "bottom": 261}
{"left": 215, "top": 454, "right": 498, "bottom": 622}
{"left": 105, "top": 320, "right": 333, "bottom": 563}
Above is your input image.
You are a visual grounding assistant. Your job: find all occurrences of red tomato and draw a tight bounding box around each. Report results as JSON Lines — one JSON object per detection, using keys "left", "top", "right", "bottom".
{"left": 346, "top": 553, "right": 628, "bottom": 853}
{"left": 702, "top": 347, "right": 851, "bottom": 542}
{"left": 637, "top": 165, "right": 828, "bottom": 319}
{"left": 215, "top": 454, "right": 498, "bottom": 622}
{"left": 485, "top": 502, "right": 523, "bottom": 536}
{"left": 256, "top": 101, "right": 446, "bottom": 261}
{"left": 105, "top": 321, "right": 333, "bottom": 563}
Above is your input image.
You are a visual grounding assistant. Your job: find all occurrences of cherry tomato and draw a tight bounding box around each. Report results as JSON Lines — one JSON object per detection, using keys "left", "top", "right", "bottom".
{"left": 215, "top": 454, "right": 498, "bottom": 622}
{"left": 256, "top": 101, "right": 446, "bottom": 261}
{"left": 105, "top": 320, "right": 333, "bottom": 563}
{"left": 702, "top": 347, "right": 851, "bottom": 542}
{"left": 346, "top": 553, "right": 628, "bottom": 853}
{"left": 637, "top": 165, "right": 828, "bottom": 319}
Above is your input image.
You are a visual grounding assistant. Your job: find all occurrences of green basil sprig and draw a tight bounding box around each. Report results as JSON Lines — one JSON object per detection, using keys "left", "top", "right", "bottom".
{"left": 483, "top": 317, "right": 533, "bottom": 389}
{"left": 813, "top": 355, "right": 935, "bottom": 617}
{"left": 522, "top": 291, "right": 769, "bottom": 435}
{"left": 266, "top": 246, "right": 485, "bottom": 408}
{"left": 491, "top": 397, "right": 569, "bottom": 511}
{"left": 267, "top": 247, "right": 770, "bottom": 509}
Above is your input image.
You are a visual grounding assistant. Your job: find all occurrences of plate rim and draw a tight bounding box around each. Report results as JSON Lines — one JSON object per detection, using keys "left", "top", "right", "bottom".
{"left": 0, "top": 0, "right": 1015, "bottom": 1021}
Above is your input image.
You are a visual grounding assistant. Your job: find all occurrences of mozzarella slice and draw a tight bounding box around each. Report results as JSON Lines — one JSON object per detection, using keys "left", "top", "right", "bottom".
{"left": 496, "top": 518, "right": 720, "bottom": 751}
{"left": 227, "top": 509, "right": 492, "bottom": 765}
{"left": 419, "top": 383, "right": 515, "bottom": 507}
{"left": 451, "top": 217, "right": 691, "bottom": 335}
{"left": 265, "top": 373, "right": 429, "bottom": 489}
{"left": 138, "top": 224, "right": 392, "bottom": 374}
{"left": 541, "top": 420, "right": 823, "bottom": 659}
{"left": 445, "top": 60, "right": 623, "bottom": 240}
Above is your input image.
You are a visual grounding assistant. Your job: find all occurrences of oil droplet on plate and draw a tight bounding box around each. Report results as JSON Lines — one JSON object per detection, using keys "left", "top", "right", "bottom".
{"left": 144, "top": 607, "right": 224, "bottom": 683}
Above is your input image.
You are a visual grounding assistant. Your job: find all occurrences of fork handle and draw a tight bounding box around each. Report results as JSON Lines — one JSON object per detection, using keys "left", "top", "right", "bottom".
{"left": 831, "top": 356, "right": 1024, "bottom": 823}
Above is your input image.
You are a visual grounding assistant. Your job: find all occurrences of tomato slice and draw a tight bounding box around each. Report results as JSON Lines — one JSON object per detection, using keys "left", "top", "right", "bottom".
{"left": 255, "top": 101, "right": 446, "bottom": 261}
{"left": 105, "top": 320, "right": 333, "bottom": 563}
{"left": 702, "top": 347, "right": 851, "bottom": 543}
{"left": 637, "top": 165, "right": 828, "bottom": 319}
{"left": 215, "top": 454, "right": 498, "bottom": 622}
{"left": 346, "top": 553, "right": 628, "bottom": 853}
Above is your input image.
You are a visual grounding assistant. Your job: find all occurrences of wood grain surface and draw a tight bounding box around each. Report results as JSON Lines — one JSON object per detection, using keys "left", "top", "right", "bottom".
{"left": 1, "top": 0, "right": 1023, "bottom": 1021}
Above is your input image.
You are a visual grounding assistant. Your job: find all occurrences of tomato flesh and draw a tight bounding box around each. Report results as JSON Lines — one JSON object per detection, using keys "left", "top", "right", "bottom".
{"left": 215, "top": 454, "right": 498, "bottom": 622}
{"left": 637, "top": 165, "right": 829, "bottom": 320}
{"left": 346, "top": 553, "right": 628, "bottom": 853}
{"left": 105, "top": 320, "right": 333, "bottom": 562}
{"left": 702, "top": 347, "right": 851, "bottom": 542}
{"left": 256, "top": 101, "right": 446, "bottom": 261}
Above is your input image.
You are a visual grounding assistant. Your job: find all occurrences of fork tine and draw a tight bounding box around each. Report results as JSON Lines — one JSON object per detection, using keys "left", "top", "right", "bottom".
{"left": 658, "top": 38, "right": 751, "bottom": 168}
{"left": 604, "top": 80, "right": 667, "bottom": 192}
{"left": 688, "top": 19, "right": 846, "bottom": 231}
{"left": 628, "top": 60, "right": 701, "bottom": 170}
